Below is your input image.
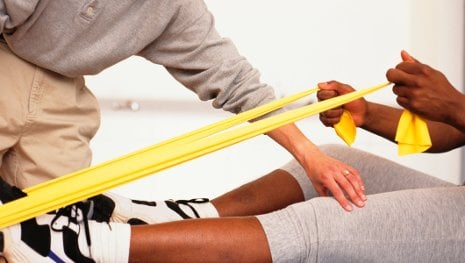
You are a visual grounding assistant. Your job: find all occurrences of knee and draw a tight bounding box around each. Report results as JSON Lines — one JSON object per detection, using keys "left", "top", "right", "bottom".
{"left": 257, "top": 201, "right": 318, "bottom": 262}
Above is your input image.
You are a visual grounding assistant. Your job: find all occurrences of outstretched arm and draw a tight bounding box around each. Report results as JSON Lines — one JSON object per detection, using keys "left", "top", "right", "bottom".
{"left": 140, "top": 1, "right": 366, "bottom": 211}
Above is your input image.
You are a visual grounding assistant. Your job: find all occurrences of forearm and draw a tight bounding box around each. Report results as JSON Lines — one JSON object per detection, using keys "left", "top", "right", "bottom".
{"left": 424, "top": 120, "right": 465, "bottom": 152}
{"left": 361, "top": 102, "right": 465, "bottom": 152}
{"left": 442, "top": 93, "right": 465, "bottom": 133}
{"left": 266, "top": 123, "right": 321, "bottom": 165}
{"left": 360, "top": 102, "right": 403, "bottom": 143}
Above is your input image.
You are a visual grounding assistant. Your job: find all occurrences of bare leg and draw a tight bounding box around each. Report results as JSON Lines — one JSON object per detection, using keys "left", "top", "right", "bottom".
{"left": 127, "top": 167, "right": 302, "bottom": 262}
{"left": 212, "top": 169, "right": 305, "bottom": 217}
{"left": 129, "top": 217, "right": 271, "bottom": 263}
{"left": 102, "top": 167, "right": 306, "bottom": 226}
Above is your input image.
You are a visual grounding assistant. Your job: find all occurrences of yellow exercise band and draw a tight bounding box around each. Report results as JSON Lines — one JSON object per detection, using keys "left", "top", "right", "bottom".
{"left": 334, "top": 110, "right": 357, "bottom": 146}
{"left": 395, "top": 110, "right": 432, "bottom": 155}
{"left": 25, "top": 87, "right": 320, "bottom": 195}
{"left": 333, "top": 98, "right": 432, "bottom": 155}
{"left": 0, "top": 82, "right": 391, "bottom": 229}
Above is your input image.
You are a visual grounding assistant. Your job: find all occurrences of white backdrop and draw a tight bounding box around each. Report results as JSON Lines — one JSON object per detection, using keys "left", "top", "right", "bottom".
{"left": 87, "top": 0, "right": 464, "bottom": 200}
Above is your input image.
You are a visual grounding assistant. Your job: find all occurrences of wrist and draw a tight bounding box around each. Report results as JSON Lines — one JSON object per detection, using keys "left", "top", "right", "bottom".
{"left": 447, "top": 93, "right": 465, "bottom": 132}
{"left": 269, "top": 124, "right": 320, "bottom": 164}
{"left": 293, "top": 139, "right": 320, "bottom": 163}
{"left": 359, "top": 102, "right": 374, "bottom": 129}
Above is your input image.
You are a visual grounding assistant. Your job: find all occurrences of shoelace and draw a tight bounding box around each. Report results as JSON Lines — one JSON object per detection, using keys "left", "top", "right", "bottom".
{"left": 50, "top": 202, "right": 93, "bottom": 258}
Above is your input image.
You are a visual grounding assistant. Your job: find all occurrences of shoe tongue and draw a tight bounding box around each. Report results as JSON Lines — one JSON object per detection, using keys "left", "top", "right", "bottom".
{"left": 87, "top": 195, "right": 115, "bottom": 223}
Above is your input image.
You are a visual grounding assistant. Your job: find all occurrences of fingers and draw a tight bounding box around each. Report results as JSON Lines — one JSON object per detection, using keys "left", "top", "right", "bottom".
{"left": 396, "top": 95, "right": 409, "bottom": 109}
{"left": 325, "top": 182, "right": 354, "bottom": 212}
{"left": 388, "top": 50, "right": 428, "bottom": 84}
{"left": 387, "top": 51, "right": 432, "bottom": 107}
{"left": 317, "top": 81, "right": 337, "bottom": 91}
{"left": 317, "top": 84, "right": 343, "bottom": 126}
{"left": 392, "top": 84, "right": 414, "bottom": 100}
{"left": 317, "top": 81, "right": 356, "bottom": 127}
{"left": 318, "top": 81, "right": 355, "bottom": 95}
{"left": 319, "top": 108, "right": 344, "bottom": 126}
{"left": 386, "top": 68, "right": 417, "bottom": 91}
{"left": 317, "top": 89, "right": 338, "bottom": 101}
{"left": 387, "top": 50, "right": 424, "bottom": 84}
{"left": 341, "top": 168, "right": 366, "bottom": 201}
{"left": 316, "top": 168, "right": 367, "bottom": 212}
{"left": 334, "top": 168, "right": 366, "bottom": 210}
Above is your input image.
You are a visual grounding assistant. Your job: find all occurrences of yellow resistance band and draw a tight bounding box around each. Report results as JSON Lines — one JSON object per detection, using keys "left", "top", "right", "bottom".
{"left": 25, "top": 87, "right": 319, "bottom": 195}
{"left": 0, "top": 82, "right": 391, "bottom": 229}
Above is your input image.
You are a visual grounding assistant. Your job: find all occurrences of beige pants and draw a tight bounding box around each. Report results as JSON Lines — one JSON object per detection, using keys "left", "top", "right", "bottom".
{"left": 0, "top": 42, "right": 100, "bottom": 189}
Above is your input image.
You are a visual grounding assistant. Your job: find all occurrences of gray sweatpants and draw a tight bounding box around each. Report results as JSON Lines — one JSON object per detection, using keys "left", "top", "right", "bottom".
{"left": 257, "top": 144, "right": 465, "bottom": 263}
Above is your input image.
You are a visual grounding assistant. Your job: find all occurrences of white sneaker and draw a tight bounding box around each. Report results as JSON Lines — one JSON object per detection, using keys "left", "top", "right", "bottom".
{"left": 0, "top": 179, "right": 130, "bottom": 263}
{"left": 97, "top": 193, "right": 218, "bottom": 225}
{"left": 1, "top": 202, "right": 96, "bottom": 263}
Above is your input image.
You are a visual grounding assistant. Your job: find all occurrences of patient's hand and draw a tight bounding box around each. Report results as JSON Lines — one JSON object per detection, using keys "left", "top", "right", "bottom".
{"left": 317, "top": 81, "right": 368, "bottom": 127}
{"left": 387, "top": 51, "right": 465, "bottom": 128}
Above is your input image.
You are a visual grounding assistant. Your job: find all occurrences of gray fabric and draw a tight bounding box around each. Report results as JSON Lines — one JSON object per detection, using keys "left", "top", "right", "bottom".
{"left": 280, "top": 161, "right": 314, "bottom": 201}
{"left": 0, "top": 0, "right": 279, "bottom": 115}
{"left": 284, "top": 144, "right": 454, "bottom": 200}
{"left": 0, "top": 0, "right": 39, "bottom": 32}
{"left": 258, "top": 144, "right": 464, "bottom": 262}
{"left": 319, "top": 144, "right": 455, "bottom": 193}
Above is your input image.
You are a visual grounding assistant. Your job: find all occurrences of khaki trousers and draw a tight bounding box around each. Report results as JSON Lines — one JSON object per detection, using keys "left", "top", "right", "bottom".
{"left": 0, "top": 42, "right": 100, "bottom": 189}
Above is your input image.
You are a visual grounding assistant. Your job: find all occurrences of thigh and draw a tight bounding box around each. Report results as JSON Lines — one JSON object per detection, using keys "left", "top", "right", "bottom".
{"left": 320, "top": 144, "right": 455, "bottom": 194}
{"left": 0, "top": 44, "right": 100, "bottom": 188}
{"left": 259, "top": 186, "right": 465, "bottom": 263}
{"left": 310, "top": 186, "right": 465, "bottom": 262}
{"left": 0, "top": 42, "right": 37, "bottom": 186}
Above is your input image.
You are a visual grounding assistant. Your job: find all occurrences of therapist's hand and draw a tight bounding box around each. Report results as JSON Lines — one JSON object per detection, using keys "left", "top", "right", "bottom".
{"left": 300, "top": 144, "right": 367, "bottom": 211}
{"left": 267, "top": 124, "right": 366, "bottom": 211}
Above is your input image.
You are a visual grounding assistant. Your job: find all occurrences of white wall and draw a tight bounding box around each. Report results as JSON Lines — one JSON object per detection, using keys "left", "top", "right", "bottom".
{"left": 87, "top": 1, "right": 464, "bottom": 200}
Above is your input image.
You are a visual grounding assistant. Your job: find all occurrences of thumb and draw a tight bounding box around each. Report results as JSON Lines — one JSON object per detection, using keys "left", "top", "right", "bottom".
{"left": 318, "top": 81, "right": 355, "bottom": 95}
{"left": 401, "top": 50, "right": 419, "bottom": 63}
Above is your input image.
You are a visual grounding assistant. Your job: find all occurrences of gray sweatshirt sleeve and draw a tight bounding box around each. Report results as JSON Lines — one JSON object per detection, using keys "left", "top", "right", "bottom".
{"left": 0, "top": 0, "right": 39, "bottom": 33}
{"left": 138, "top": 1, "right": 278, "bottom": 114}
